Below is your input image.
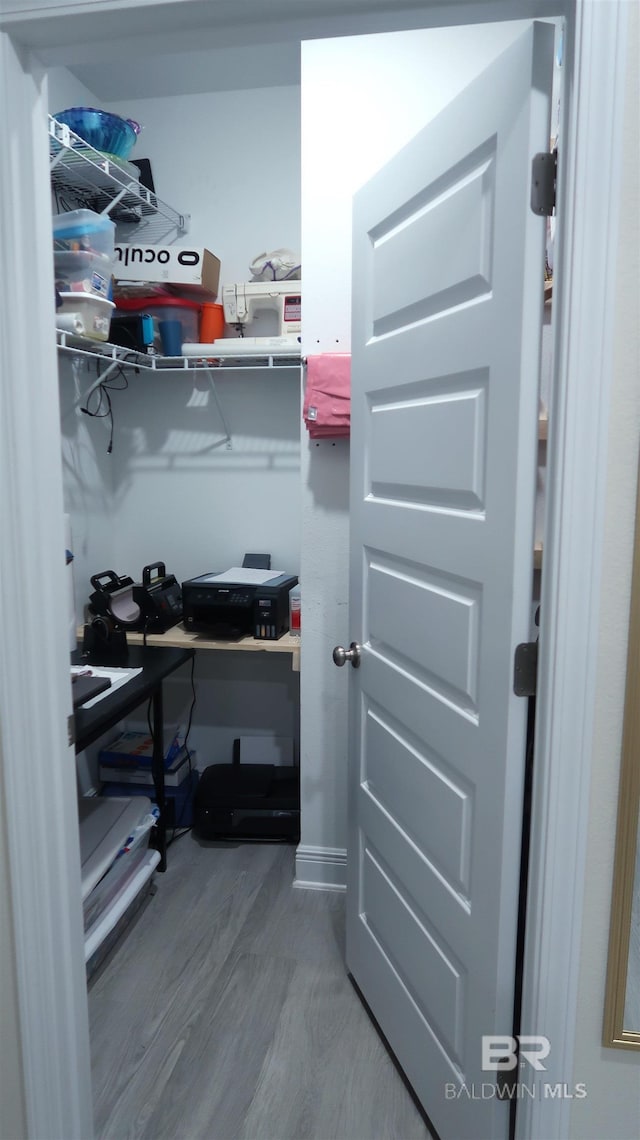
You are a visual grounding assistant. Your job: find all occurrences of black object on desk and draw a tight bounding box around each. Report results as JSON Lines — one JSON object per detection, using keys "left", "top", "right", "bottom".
{"left": 71, "top": 673, "right": 111, "bottom": 708}
{"left": 82, "top": 617, "right": 128, "bottom": 664}
{"left": 72, "top": 645, "right": 195, "bottom": 870}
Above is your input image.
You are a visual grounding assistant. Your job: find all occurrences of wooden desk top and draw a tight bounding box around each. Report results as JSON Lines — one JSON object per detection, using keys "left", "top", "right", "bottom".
{"left": 80, "top": 624, "right": 301, "bottom": 672}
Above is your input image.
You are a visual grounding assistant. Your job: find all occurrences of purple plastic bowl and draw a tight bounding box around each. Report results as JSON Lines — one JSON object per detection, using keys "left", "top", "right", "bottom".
{"left": 54, "top": 107, "right": 140, "bottom": 159}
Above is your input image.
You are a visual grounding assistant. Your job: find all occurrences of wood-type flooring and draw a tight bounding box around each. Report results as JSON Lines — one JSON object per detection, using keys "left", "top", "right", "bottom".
{"left": 89, "top": 838, "right": 432, "bottom": 1140}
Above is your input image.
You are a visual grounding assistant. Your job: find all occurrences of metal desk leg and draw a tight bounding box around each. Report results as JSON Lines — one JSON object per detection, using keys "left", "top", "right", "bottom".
{"left": 151, "top": 682, "right": 167, "bottom": 871}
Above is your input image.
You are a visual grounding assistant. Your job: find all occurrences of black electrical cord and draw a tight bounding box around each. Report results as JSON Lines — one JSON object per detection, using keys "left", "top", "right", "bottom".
{"left": 80, "top": 356, "right": 134, "bottom": 453}
{"left": 81, "top": 381, "right": 114, "bottom": 452}
{"left": 79, "top": 364, "right": 123, "bottom": 453}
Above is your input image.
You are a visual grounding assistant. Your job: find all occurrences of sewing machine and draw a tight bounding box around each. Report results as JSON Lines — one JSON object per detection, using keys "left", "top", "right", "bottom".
{"left": 204, "top": 281, "right": 300, "bottom": 354}
{"left": 223, "top": 281, "right": 301, "bottom": 335}
{"left": 180, "top": 280, "right": 302, "bottom": 357}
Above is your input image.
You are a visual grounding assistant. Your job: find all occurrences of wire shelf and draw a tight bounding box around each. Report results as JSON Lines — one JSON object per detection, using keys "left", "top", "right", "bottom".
{"left": 56, "top": 330, "right": 301, "bottom": 372}
{"left": 49, "top": 116, "right": 188, "bottom": 244}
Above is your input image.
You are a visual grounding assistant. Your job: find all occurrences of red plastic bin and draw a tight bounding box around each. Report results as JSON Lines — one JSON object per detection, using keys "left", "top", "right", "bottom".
{"left": 115, "top": 295, "right": 202, "bottom": 343}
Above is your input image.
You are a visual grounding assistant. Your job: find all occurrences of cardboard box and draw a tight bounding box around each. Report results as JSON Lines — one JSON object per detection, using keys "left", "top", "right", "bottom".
{"left": 114, "top": 244, "right": 220, "bottom": 299}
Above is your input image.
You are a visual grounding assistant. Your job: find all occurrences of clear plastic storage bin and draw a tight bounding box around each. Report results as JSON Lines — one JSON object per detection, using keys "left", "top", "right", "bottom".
{"left": 54, "top": 249, "right": 113, "bottom": 298}
{"left": 52, "top": 209, "right": 115, "bottom": 259}
{"left": 56, "top": 293, "right": 115, "bottom": 341}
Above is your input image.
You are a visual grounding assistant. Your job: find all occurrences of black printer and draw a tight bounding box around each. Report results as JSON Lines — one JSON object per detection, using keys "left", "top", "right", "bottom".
{"left": 182, "top": 570, "right": 298, "bottom": 640}
{"left": 194, "top": 761, "right": 300, "bottom": 843}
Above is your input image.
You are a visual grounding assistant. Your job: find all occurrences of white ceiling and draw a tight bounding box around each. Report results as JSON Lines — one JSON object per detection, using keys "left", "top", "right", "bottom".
{"left": 72, "top": 41, "right": 302, "bottom": 101}
{"left": 4, "top": 0, "right": 547, "bottom": 100}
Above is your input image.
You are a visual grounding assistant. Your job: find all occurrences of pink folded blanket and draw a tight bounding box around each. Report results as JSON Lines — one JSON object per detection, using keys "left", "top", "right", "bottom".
{"left": 303, "top": 353, "right": 351, "bottom": 438}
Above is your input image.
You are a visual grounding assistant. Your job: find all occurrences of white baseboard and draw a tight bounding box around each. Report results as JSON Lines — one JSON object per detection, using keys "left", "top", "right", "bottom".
{"left": 294, "top": 845, "right": 347, "bottom": 891}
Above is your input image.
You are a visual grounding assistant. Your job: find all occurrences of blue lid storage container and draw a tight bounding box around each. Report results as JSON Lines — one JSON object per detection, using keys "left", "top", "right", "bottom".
{"left": 52, "top": 209, "right": 115, "bottom": 259}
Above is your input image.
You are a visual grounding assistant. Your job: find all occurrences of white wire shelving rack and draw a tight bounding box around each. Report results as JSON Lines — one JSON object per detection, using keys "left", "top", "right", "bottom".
{"left": 49, "top": 115, "right": 189, "bottom": 243}
{"left": 56, "top": 329, "right": 301, "bottom": 372}
{"left": 50, "top": 116, "right": 301, "bottom": 449}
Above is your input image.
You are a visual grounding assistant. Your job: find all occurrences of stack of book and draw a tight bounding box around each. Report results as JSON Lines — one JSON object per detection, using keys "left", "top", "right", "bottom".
{"left": 99, "top": 727, "right": 193, "bottom": 788}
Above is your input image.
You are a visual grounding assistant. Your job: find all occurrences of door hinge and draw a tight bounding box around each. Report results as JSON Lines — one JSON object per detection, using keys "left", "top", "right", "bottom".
{"left": 67, "top": 714, "right": 75, "bottom": 746}
{"left": 530, "top": 148, "right": 557, "bottom": 216}
{"left": 514, "top": 642, "right": 538, "bottom": 697}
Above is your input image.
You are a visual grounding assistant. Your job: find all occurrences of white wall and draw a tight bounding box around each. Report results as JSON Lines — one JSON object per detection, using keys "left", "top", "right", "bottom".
{"left": 568, "top": 7, "right": 640, "bottom": 1135}
{"left": 107, "top": 86, "right": 301, "bottom": 285}
{"left": 59, "top": 359, "right": 118, "bottom": 623}
{"left": 298, "top": 20, "right": 535, "bottom": 883}
{"left": 47, "top": 63, "right": 96, "bottom": 111}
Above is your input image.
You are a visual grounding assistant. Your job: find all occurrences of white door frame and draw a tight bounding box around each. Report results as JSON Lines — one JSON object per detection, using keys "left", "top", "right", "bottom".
{"left": 0, "top": 34, "right": 94, "bottom": 1140}
{"left": 517, "top": 2, "right": 629, "bottom": 1136}
{"left": 0, "top": 3, "right": 627, "bottom": 1138}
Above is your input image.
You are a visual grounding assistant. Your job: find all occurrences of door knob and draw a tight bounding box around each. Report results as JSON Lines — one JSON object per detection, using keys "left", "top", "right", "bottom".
{"left": 333, "top": 642, "right": 361, "bottom": 668}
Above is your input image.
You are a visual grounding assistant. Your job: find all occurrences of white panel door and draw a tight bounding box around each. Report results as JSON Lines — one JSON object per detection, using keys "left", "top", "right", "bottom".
{"left": 345, "top": 23, "right": 553, "bottom": 1140}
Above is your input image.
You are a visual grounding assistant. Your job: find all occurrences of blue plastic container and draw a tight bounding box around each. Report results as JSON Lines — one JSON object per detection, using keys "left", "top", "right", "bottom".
{"left": 52, "top": 209, "right": 115, "bottom": 257}
{"left": 54, "top": 107, "right": 139, "bottom": 159}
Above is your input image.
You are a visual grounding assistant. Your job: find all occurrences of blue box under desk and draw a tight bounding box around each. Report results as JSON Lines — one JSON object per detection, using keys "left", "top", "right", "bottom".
{"left": 101, "top": 769, "right": 199, "bottom": 829}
